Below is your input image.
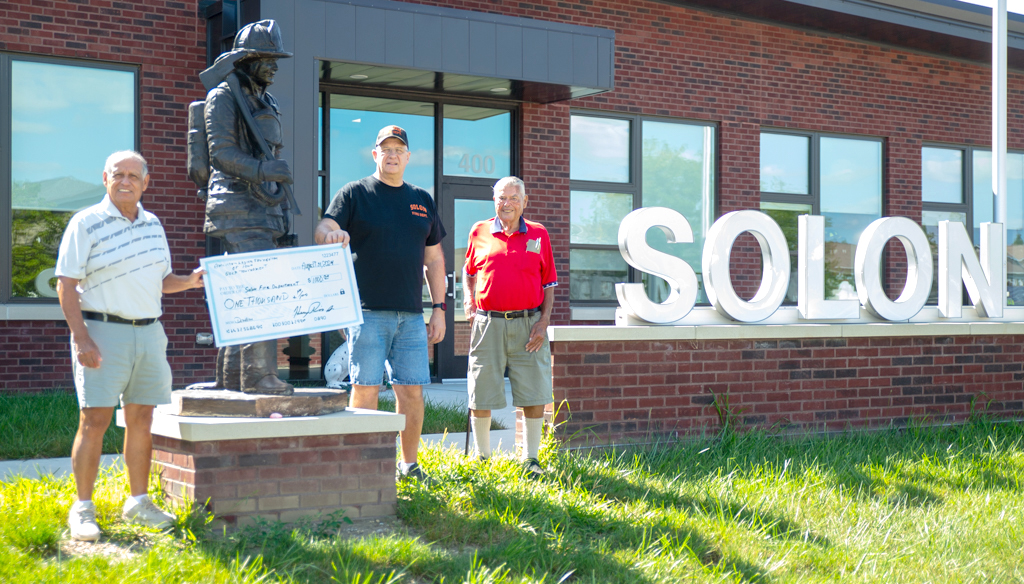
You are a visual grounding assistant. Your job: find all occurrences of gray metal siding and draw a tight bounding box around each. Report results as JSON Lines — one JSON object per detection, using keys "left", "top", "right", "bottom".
{"left": 354, "top": 6, "right": 387, "bottom": 64}
{"left": 495, "top": 24, "right": 523, "bottom": 79}
{"left": 522, "top": 27, "right": 549, "bottom": 81}
{"left": 386, "top": 10, "right": 418, "bottom": 68}
{"left": 442, "top": 17, "right": 470, "bottom": 74}
{"left": 469, "top": 21, "right": 497, "bottom": 77}
{"left": 413, "top": 13, "right": 444, "bottom": 71}
{"left": 325, "top": 3, "right": 356, "bottom": 60}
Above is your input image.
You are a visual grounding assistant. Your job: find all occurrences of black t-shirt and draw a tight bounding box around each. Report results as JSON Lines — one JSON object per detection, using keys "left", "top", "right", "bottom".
{"left": 324, "top": 176, "right": 446, "bottom": 313}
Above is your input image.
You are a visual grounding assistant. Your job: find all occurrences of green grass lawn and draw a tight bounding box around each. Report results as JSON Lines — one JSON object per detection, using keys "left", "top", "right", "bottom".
{"left": 0, "top": 391, "right": 125, "bottom": 461}
{"left": 0, "top": 390, "right": 501, "bottom": 461}
{"left": 2, "top": 418, "right": 1023, "bottom": 582}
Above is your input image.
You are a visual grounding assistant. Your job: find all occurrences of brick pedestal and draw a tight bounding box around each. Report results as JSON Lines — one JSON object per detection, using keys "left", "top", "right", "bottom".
{"left": 123, "top": 408, "right": 405, "bottom": 527}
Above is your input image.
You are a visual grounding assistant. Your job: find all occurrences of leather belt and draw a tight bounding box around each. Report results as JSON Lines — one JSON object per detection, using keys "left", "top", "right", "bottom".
{"left": 476, "top": 308, "right": 539, "bottom": 320}
{"left": 82, "top": 311, "right": 156, "bottom": 327}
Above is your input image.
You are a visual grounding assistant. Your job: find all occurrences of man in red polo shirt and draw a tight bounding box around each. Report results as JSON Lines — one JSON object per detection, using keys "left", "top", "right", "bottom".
{"left": 463, "top": 176, "right": 557, "bottom": 478}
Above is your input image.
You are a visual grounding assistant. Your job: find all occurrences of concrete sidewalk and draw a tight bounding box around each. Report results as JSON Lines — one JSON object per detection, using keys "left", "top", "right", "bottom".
{"left": 384, "top": 377, "right": 518, "bottom": 456}
{"left": 0, "top": 378, "right": 516, "bottom": 482}
{"left": 0, "top": 454, "right": 121, "bottom": 482}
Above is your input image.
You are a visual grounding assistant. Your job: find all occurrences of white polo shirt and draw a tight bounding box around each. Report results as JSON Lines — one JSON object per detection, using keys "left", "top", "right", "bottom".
{"left": 55, "top": 195, "right": 172, "bottom": 320}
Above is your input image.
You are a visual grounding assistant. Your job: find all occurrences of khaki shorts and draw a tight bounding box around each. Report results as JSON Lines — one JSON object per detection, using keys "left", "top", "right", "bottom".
{"left": 467, "top": 311, "right": 552, "bottom": 410}
{"left": 72, "top": 319, "right": 173, "bottom": 409}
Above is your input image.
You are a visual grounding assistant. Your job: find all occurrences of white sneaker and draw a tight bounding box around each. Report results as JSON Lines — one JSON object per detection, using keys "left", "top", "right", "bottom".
{"left": 69, "top": 500, "right": 101, "bottom": 542}
{"left": 122, "top": 496, "right": 174, "bottom": 529}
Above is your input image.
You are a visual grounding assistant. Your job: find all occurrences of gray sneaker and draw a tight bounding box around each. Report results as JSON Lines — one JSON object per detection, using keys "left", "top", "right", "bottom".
{"left": 122, "top": 496, "right": 174, "bottom": 529}
{"left": 69, "top": 500, "right": 101, "bottom": 542}
{"left": 397, "top": 462, "right": 433, "bottom": 484}
{"left": 522, "top": 458, "right": 545, "bottom": 480}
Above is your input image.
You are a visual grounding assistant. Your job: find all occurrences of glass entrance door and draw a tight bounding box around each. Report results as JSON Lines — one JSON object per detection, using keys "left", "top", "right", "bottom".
{"left": 434, "top": 105, "right": 512, "bottom": 379}
{"left": 435, "top": 184, "right": 496, "bottom": 379}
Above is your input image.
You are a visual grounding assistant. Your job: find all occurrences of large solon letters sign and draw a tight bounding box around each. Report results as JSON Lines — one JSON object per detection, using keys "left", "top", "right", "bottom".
{"left": 616, "top": 208, "right": 1006, "bottom": 324}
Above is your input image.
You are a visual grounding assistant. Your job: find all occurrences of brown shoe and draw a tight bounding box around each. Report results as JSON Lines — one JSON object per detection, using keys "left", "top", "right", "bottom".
{"left": 243, "top": 374, "right": 294, "bottom": 396}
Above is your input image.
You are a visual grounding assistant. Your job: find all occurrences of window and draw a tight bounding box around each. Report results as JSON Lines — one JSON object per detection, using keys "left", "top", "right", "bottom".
{"left": 5, "top": 57, "right": 137, "bottom": 302}
{"left": 569, "top": 113, "right": 716, "bottom": 305}
{"left": 760, "top": 131, "right": 883, "bottom": 304}
{"left": 921, "top": 145, "right": 1024, "bottom": 305}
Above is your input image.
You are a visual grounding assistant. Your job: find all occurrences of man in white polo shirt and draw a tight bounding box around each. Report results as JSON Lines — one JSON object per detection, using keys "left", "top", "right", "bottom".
{"left": 55, "top": 150, "right": 205, "bottom": 542}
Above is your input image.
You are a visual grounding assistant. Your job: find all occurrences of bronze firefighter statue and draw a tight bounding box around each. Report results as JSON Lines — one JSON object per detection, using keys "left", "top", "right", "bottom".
{"left": 188, "top": 19, "right": 300, "bottom": 395}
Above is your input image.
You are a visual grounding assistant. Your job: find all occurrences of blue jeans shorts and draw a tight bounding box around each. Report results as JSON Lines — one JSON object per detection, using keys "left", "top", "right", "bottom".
{"left": 347, "top": 310, "right": 430, "bottom": 387}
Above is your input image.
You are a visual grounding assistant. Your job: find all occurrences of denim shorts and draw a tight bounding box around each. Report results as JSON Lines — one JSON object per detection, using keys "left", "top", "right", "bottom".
{"left": 347, "top": 310, "right": 430, "bottom": 387}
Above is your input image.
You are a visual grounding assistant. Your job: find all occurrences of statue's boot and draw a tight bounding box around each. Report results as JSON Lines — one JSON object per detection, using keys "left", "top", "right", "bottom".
{"left": 215, "top": 346, "right": 242, "bottom": 391}
{"left": 240, "top": 340, "right": 293, "bottom": 395}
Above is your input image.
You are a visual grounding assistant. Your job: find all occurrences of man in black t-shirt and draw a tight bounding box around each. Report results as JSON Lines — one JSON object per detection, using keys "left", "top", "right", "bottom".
{"left": 315, "top": 125, "right": 447, "bottom": 482}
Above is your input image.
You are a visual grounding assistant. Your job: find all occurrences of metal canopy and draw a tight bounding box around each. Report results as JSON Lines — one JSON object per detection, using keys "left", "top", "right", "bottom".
{"left": 296, "top": 0, "right": 615, "bottom": 104}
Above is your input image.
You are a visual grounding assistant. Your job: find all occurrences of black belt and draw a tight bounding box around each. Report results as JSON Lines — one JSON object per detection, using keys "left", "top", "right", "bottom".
{"left": 476, "top": 308, "right": 539, "bottom": 320}
{"left": 82, "top": 311, "right": 156, "bottom": 327}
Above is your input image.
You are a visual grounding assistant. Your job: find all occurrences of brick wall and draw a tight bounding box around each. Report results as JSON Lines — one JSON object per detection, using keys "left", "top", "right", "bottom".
{"left": 153, "top": 432, "right": 397, "bottom": 526}
{"left": 402, "top": 0, "right": 1022, "bottom": 310}
{"left": 551, "top": 334, "right": 1024, "bottom": 445}
{"left": 0, "top": 0, "right": 215, "bottom": 391}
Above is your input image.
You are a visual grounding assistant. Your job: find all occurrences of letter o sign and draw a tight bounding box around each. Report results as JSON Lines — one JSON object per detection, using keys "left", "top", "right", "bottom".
{"left": 854, "top": 217, "right": 933, "bottom": 321}
{"left": 702, "top": 210, "right": 791, "bottom": 322}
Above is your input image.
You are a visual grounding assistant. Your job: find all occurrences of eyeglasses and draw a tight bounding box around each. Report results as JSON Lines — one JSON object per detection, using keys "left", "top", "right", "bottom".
{"left": 377, "top": 147, "right": 408, "bottom": 156}
{"left": 496, "top": 196, "right": 523, "bottom": 204}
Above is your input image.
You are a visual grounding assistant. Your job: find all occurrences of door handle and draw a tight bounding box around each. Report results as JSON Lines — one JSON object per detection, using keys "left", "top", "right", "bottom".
{"left": 447, "top": 271, "right": 455, "bottom": 298}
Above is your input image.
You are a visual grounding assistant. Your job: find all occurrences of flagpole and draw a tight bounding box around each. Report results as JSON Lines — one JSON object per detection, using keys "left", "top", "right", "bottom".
{"left": 994, "top": 0, "right": 1008, "bottom": 226}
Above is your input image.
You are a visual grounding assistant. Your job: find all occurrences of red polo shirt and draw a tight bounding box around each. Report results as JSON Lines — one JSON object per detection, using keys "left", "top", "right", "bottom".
{"left": 465, "top": 216, "right": 557, "bottom": 311}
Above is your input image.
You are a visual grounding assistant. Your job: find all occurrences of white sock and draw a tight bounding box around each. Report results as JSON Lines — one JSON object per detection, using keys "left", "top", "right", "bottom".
{"left": 128, "top": 494, "right": 149, "bottom": 505}
{"left": 524, "top": 417, "right": 544, "bottom": 460}
{"left": 471, "top": 415, "right": 492, "bottom": 458}
{"left": 74, "top": 499, "right": 93, "bottom": 508}
{"left": 398, "top": 461, "right": 415, "bottom": 472}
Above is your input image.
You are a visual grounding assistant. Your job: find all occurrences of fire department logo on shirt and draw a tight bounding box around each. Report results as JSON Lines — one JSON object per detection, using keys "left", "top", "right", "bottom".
{"left": 410, "top": 204, "right": 428, "bottom": 218}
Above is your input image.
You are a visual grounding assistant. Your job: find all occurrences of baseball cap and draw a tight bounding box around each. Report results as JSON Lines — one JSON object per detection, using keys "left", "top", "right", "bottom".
{"left": 375, "top": 125, "right": 409, "bottom": 148}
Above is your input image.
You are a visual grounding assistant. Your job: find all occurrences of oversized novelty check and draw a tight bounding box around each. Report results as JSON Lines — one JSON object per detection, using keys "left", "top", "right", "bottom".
{"left": 200, "top": 244, "right": 362, "bottom": 347}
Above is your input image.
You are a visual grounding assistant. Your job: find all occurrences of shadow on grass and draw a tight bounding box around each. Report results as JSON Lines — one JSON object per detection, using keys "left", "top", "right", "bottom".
{"left": 556, "top": 451, "right": 833, "bottom": 550}
{"left": 398, "top": 459, "right": 775, "bottom": 584}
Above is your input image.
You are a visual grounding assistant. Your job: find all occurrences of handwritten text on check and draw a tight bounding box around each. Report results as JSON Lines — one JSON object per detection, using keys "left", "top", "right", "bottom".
{"left": 200, "top": 244, "right": 362, "bottom": 347}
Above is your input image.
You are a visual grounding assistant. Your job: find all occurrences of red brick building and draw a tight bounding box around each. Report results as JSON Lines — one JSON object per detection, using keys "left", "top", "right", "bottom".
{"left": 3, "top": 0, "right": 1024, "bottom": 440}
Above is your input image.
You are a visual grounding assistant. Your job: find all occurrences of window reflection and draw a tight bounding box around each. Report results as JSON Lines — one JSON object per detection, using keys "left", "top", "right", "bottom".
{"left": 922, "top": 147, "right": 963, "bottom": 204}
{"left": 973, "top": 150, "right": 993, "bottom": 227}
{"left": 820, "top": 137, "right": 882, "bottom": 209}
{"left": 922, "top": 210, "right": 968, "bottom": 305}
{"left": 641, "top": 120, "right": 714, "bottom": 303}
{"left": 973, "top": 150, "right": 1024, "bottom": 305}
{"left": 11, "top": 60, "right": 135, "bottom": 299}
{"left": 327, "top": 95, "right": 434, "bottom": 198}
{"left": 443, "top": 106, "right": 510, "bottom": 179}
{"left": 820, "top": 137, "right": 882, "bottom": 301}
{"left": 760, "top": 134, "right": 809, "bottom": 194}
{"left": 570, "top": 191, "right": 632, "bottom": 245}
{"left": 570, "top": 115, "right": 630, "bottom": 183}
{"left": 761, "top": 202, "right": 811, "bottom": 305}
{"left": 569, "top": 249, "right": 627, "bottom": 302}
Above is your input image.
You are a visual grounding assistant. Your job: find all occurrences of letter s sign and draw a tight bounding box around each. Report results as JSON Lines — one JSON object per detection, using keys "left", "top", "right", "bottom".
{"left": 615, "top": 207, "right": 698, "bottom": 323}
